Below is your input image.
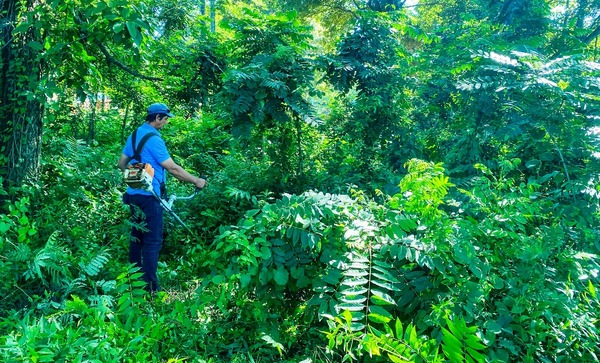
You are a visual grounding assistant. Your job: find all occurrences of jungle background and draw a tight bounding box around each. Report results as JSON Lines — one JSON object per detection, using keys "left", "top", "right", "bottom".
{"left": 1, "top": 0, "right": 600, "bottom": 362}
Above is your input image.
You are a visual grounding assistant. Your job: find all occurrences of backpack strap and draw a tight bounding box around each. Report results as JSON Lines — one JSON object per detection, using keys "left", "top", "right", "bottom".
{"left": 131, "top": 129, "right": 158, "bottom": 163}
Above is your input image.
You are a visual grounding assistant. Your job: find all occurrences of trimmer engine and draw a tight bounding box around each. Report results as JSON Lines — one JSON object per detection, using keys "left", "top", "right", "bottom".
{"left": 123, "top": 163, "right": 154, "bottom": 191}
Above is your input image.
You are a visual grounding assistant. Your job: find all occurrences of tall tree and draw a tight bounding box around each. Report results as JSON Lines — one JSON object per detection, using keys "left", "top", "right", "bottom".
{"left": 547, "top": 0, "right": 600, "bottom": 55}
{"left": 0, "top": 0, "right": 44, "bottom": 187}
{"left": 323, "top": 12, "right": 416, "bottom": 173}
{"left": 218, "top": 6, "right": 317, "bottom": 191}
{"left": 0, "top": 0, "right": 154, "bottom": 188}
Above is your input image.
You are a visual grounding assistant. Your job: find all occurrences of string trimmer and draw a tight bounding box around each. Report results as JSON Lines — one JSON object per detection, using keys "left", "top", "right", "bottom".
{"left": 123, "top": 162, "right": 202, "bottom": 233}
{"left": 155, "top": 187, "right": 200, "bottom": 233}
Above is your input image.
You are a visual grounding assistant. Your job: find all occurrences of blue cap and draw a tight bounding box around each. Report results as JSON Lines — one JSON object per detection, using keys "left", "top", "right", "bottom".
{"left": 147, "top": 103, "right": 175, "bottom": 117}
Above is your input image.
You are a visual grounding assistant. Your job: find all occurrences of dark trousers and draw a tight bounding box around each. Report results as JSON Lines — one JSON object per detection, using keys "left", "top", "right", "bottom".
{"left": 123, "top": 193, "right": 164, "bottom": 292}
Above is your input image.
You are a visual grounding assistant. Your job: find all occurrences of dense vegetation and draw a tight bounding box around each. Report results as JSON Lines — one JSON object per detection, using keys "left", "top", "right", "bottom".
{"left": 1, "top": 0, "right": 600, "bottom": 361}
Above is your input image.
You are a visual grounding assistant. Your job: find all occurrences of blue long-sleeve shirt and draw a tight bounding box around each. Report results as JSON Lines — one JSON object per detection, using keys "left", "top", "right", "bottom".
{"left": 122, "top": 123, "right": 171, "bottom": 196}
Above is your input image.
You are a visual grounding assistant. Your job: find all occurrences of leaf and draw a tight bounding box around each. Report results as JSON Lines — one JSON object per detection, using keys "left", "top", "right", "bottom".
{"left": 261, "top": 246, "right": 272, "bottom": 259}
{"left": 484, "top": 321, "right": 502, "bottom": 334}
{"left": 262, "top": 334, "right": 285, "bottom": 355}
{"left": 388, "top": 356, "right": 406, "bottom": 363}
{"left": 391, "top": 224, "right": 405, "bottom": 238}
{"left": 211, "top": 275, "right": 226, "bottom": 285}
{"left": 397, "top": 217, "right": 417, "bottom": 232}
{"left": 342, "top": 278, "right": 369, "bottom": 287}
{"left": 465, "top": 335, "right": 486, "bottom": 350}
{"left": 368, "top": 305, "right": 393, "bottom": 323}
{"left": 340, "top": 295, "right": 367, "bottom": 304}
{"left": 397, "top": 290, "right": 415, "bottom": 307}
{"left": 300, "top": 230, "right": 309, "bottom": 247}
{"left": 371, "top": 279, "right": 396, "bottom": 291}
{"left": 442, "top": 327, "right": 462, "bottom": 349}
{"left": 589, "top": 280, "right": 597, "bottom": 299}
{"left": 341, "top": 286, "right": 369, "bottom": 295}
{"left": 273, "top": 267, "right": 289, "bottom": 285}
{"left": 394, "top": 318, "right": 404, "bottom": 339}
{"left": 371, "top": 271, "right": 400, "bottom": 284}
{"left": 525, "top": 159, "right": 541, "bottom": 169}
{"left": 337, "top": 302, "right": 365, "bottom": 312}
{"left": 240, "top": 273, "right": 252, "bottom": 287}
{"left": 446, "top": 319, "right": 463, "bottom": 340}
{"left": 350, "top": 322, "right": 366, "bottom": 331}
{"left": 113, "top": 22, "right": 125, "bottom": 34}
{"left": 0, "top": 222, "right": 10, "bottom": 234}
{"left": 28, "top": 41, "right": 44, "bottom": 51}
{"left": 322, "top": 269, "right": 342, "bottom": 284}
{"left": 344, "top": 269, "right": 369, "bottom": 278}
{"left": 290, "top": 266, "right": 304, "bottom": 279}
{"left": 126, "top": 21, "right": 142, "bottom": 46}
{"left": 13, "top": 22, "right": 30, "bottom": 34}
{"left": 370, "top": 289, "right": 397, "bottom": 306}
{"left": 466, "top": 347, "right": 486, "bottom": 362}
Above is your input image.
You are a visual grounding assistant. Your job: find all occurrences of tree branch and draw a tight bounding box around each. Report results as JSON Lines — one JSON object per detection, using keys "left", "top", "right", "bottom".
{"left": 71, "top": 11, "right": 162, "bottom": 82}
{"left": 404, "top": 1, "right": 454, "bottom": 8}
{"left": 582, "top": 16, "right": 600, "bottom": 45}
{"left": 96, "top": 42, "right": 163, "bottom": 81}
{"left": 496, "top": 0, "right": 517, "bottom": 25}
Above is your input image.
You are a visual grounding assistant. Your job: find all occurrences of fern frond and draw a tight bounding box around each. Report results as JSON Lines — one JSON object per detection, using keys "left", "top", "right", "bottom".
{"left": 78, "top": 250, "right": 110, "bottom": 277}
{"left": 333, "top": 248, "right": 402, "bottom": 334}
{"left": 7, "top": 242, "right": 32, "bottom": 262}
{"left": 261, "top": 78, "right": 288, "bottom": 92}
{"left": 233, "top": 92, "right": 255, "bottom": 115}
{"left": 23, "top": 231, "right": 71, "bottom": 286}
{"left": 95, "top": 279, "right": 117, "bottom": 293}
{"left": 88, "top": 294, "right": 116, "bottom": 309}
{"left": 442, "top": 318, "right": 487, "bottom": 363}
{"left": 229, "top": 69, "right": 255, "bottom": 82}
{"left": 225, "top": 186, "right": 252, "bottom": 202}
{"left": 61, "top": 276, "right": 86, "bottom": 295}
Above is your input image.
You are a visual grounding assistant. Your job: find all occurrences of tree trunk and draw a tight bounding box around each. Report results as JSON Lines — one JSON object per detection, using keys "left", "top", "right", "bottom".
{"left": 88, "top": 93, "right": 97, "bottom": 143}
{"left": 210, "top": 0, "right": 216, "bottom": 33}
{"left": 121, "top": 102, "right": 131, "bottom": 142}
{"left": 0, "top": 0, "right": 44, "bottom": 189}
{"left": 295, "top": 116, "right": 304, "bottom": 183}
{"left": 576, "top": 0, "right": 588, "bottom": 29}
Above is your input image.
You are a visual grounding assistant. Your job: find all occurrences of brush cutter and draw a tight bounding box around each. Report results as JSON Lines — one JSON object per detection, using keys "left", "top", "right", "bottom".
{"left": 123, "top": 163, "right": 203, "bottom": 233}
{"left": 152, "top": 187, "right": 200, "bottom": 233}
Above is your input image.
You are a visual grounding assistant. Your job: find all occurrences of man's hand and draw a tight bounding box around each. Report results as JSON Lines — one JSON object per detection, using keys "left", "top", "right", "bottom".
{"left": 194, "top": 177, "right": 206, "bottom": 189}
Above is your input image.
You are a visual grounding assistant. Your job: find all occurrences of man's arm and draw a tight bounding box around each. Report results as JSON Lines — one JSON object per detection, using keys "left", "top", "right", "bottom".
{"left": 161, "top": 158, "right": 206, "bottom": 189}
{"left": 117, "top": 154, "right": 131, "bottom": 171}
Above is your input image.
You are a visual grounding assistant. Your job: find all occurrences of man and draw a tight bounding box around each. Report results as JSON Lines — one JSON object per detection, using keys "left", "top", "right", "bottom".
{"left": 117, "top": 102, "right": 206, "bottom": 292}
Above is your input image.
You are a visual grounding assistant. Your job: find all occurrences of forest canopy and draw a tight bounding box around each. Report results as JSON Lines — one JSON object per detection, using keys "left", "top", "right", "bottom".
{"left": 1, "top": 0, "right": 600, "bottom": 362}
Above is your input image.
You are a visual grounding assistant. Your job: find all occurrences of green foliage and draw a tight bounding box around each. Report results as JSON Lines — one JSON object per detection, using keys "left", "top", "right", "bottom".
{"left": 448, "top": 159, "right": 600, "bottom": 361}
{"left": 206, "top": 190, "right": 355, "bottom": 300}
{"left": 153, "top": 7, "right": 224, "bottom": 116}
{"left": 219, "top": 7, "right": 315, "bottom": 131}
{"left": 441, "top": 319, "right": 486, "bottom": 363}
{"left": 325, "top": 313, "right": 441, "bottom": 363}
{"left": 3, "top": 1, "right": 600, "bottom": 362}
{"left": 3, "top": 134, "right": 600, "bottom": 362}
{"left": 0, "top": 265, "right": 165, "bottom": 362}
{"left": 322, "top": 12, "right": 417, "bottom": 173}
{"left": 0, "top": 194, "right": 39, "bottom": 307}
{"left": 218, "top": 6, "right": 320, "bottom": 191}
{"left": 0, "top": 132, "right": 129, "bottom": 311}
